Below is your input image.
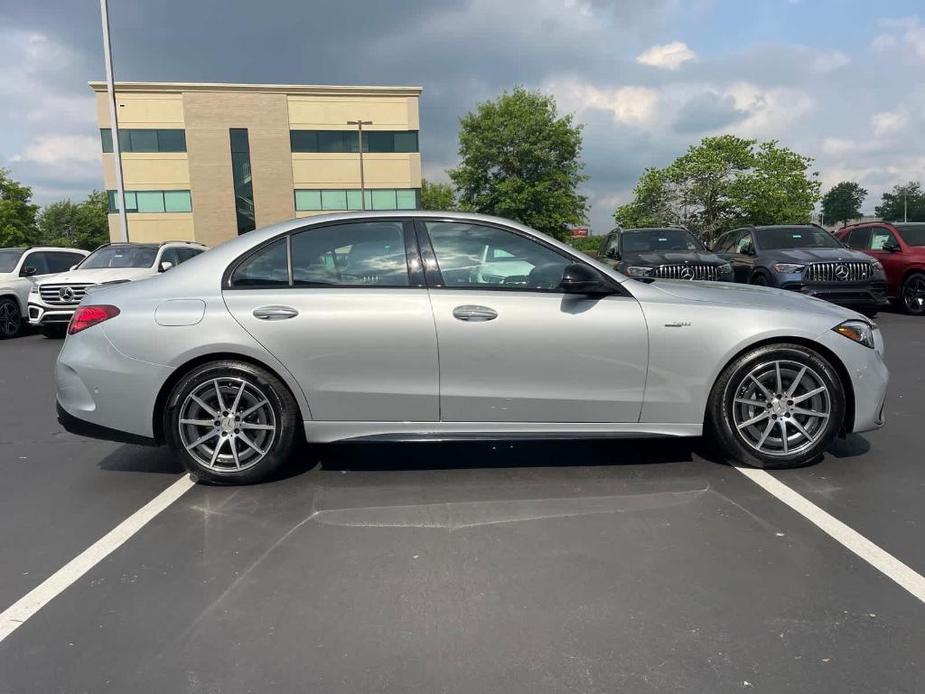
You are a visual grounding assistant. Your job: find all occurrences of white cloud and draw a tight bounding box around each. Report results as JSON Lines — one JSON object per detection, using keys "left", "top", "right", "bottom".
{"left": 720, "top": 82, "right": 815, "bottom": 138}
{"left": 12, "top": 135, "right": 99, "bottom": 166}
{"left": 636, "top": 41, "right": 696, "bottom": 70}
{"left": 812, "top": 51, "right": 850, "bottom": 73}
{"left": 872, "top": 16, "right": 925, "bottom": 62}
{"left": 547, "top": 80, "right": 662, "bottom": 127}
{"left": 871, "top": 109, "right": 909, "bottom": 137}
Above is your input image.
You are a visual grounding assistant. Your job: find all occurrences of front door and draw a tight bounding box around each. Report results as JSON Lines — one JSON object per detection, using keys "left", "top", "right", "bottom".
{"left": 223, "top": 219, "right": 439, "bottom": 422}
{"left": 419, "top": 220, "right": 648, "bottom": 423}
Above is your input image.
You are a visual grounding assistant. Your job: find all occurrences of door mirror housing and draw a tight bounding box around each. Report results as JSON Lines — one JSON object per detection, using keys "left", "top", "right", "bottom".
{"left": 21, "top": 266, "right": 37, "bottom": 277}
{"left": 159, "top": 260, "right": 174, "bottom": 272}
{"left": 605, "top": 247, "right": 621, "bottom": 260}
{"left": 883, "top": 240, "right": 901, "bottom": 252}
{"left": 559, "top": 263, "right": 611, "bottom": 295}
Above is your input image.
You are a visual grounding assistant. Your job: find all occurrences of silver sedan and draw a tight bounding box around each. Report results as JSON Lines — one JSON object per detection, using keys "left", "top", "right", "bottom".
{"left": 55, "top": 212, "right": 888, "bottom": 484}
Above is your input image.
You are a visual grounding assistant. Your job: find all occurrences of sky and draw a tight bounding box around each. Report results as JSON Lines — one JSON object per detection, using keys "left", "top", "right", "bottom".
{"left": 1, "top": 0, "right": 924, "bottom": 234}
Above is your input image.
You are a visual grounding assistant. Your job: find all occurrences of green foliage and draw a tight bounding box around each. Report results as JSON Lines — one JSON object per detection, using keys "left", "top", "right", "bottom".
{"left": 36, "top": 190, "right": 110, "bottom": 251}
{"left": 420, "top": 179, "right": 457, "bottom": 211}
{"left": 450, "top": 87, "right": 588, "bottom": 240}
{"left": 874, "top": 181, "right": 925, "bottom": 222}
{"left": 0, "top": 168, "right": 39, "bottom": 247}
{"left": 563, "top": 235, "right": 602, "bottom": 256}
{"left": 821, "top": 181, "right": 868, "bottom": 227}
{"left": 614, "top": 135, "right": 821, "bottom": 243}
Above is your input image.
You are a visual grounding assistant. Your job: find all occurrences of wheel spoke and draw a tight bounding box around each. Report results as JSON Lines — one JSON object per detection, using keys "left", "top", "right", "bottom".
{"left": 180, "top": 418, "right": 215, "bottom": 427}
{"left": 792, "top": 386, "right": 826, "bottom": 404}
{"left": 791, "top": 406, "right": 828, "bottom": 419}
{"left": 190, "top": 394, "right": 217, "bottom": 418}
{"left": 230, "top": 381, "right": 246, "bottom": 413}
{"left": 737, "top": 411, "right": 770, "bottom": 430}
{"left": 756, "top": 419, "right": 775, "bottom": 450}
{"left": 779, "top": 419, "right": 789, "bottom": 453}
{"left": 187, "top": 427, "right": 219, "bottom": 450}
{"left": 790, "top": 416, "right": 813, "bottom": 442}
{"left": 238, "top": 432, "right": 265, "bottom": 456}
{"left": 214, "top": 380, "right": 226, "bottom": 412}
{"left": 239, "top": 399, "right": 269, "bottom": 418}
{"left": 209, "top": 436, "right": 226, "bottom": 466}
{"left": 239, "top": 422, "right": 274, "bottom": 431}
{"left": 775, "top": 362, "right": 783, "bottom": 395}
{"left": 735, "top": 397, "right": 766, "bottom": 407}
{"left": 229, "top": 437, "right": 241, "bottom": 469}
{"left": 785, "top": 366, "right": 807, "bottom": 398}
{"left": 749, "top": 374, "right": 774, "bottom": 400}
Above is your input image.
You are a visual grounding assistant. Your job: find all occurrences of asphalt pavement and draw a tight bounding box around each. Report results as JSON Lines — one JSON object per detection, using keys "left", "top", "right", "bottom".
{"left": 0, "top": 311, "right": 923, "bottom": 693}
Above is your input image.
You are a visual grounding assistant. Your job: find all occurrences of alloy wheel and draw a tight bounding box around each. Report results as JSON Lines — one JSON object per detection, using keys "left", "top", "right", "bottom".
{"left": 0, "top": 301, "right": 21, "bottom": 338}
{"left": 178, "top": 377, "right": 277, "bottom": 472}
{"left": 903, "top": 276, "right": 925, "bottom": 314}
{"left": 730, "top": 359, "right": 831, "bottom": 457}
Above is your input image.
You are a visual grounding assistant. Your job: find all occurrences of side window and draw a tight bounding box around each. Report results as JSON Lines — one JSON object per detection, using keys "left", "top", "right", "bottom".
{"left": 45, "top": 252, "right": 84, "bottom": 273}
{"left": 159, "top": 247, "right": 181, "bottom": 268}
{"left": 21, "top": 252, "right": 50, "bottom": 275}
{"left": 602, "top": 234, "right": 619, "bottom": 258}
{"left": 715, "top": 231, "right": 739, "bottom": 253}
{"left": 230, "top": 238, "right": 289, "bottom": 287}
{"left": 735, "top": 231, "right": 754, "bottom": 254}
{"left": 175, "top": 247, "right": 202, "bottom": 264}
{"left": 846, "top": 227, "right": 871, "bottom": 250}
{"left": 869, "top": 227, "right": 898, "bottom": 251}
{"left": 425, "top": 221, "right": 571, "bottom": 290}
{"left": 290, "top": 221, "right": 409, "bottom": 287}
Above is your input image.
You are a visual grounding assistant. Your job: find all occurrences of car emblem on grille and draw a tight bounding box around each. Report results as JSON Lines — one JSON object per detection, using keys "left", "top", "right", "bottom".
{"left": 834, "top": 264, "right": 850, "bottom": 281}
{"left": 59, "top": 286, "right": 75, "bottom": 302}
{"left": 679, "top": 266, "right": 694, "bottom": 280}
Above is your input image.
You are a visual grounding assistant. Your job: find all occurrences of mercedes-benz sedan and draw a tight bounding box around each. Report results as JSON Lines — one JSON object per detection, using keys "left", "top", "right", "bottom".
{"left": 55, "top": 212, "right": 888, "bottom": 484}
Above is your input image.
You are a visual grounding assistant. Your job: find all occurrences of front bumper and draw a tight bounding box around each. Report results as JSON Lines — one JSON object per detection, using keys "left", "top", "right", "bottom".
{"left": 817, "top": 325, "right": 889, "bottom": 434}
{"left": 29, "top": 302, "right": 77, "bottom": 326}
{"left": 780, "top": 281, "right": 889, "bottom": 308}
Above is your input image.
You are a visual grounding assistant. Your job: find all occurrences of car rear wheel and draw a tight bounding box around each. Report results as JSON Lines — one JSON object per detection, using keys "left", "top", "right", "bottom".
{"left": 0, "top": 298, "right": 22, "bottom": 339}
{"left": 750, "top": 273, "right": 769, "bottom": 286}
{"left": 708, "top": 344, "right": 845, "bottom": 469}
{"left": 901, "top": 273, "right": 925, "bottom": 315}
{"left": 164, "top": 360, "right": 300, "bottom": 484}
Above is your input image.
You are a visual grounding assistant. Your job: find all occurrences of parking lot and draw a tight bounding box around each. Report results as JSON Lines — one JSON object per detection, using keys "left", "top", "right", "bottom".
{"left": 0, "top": 311, "right": 923, "bottom": 693}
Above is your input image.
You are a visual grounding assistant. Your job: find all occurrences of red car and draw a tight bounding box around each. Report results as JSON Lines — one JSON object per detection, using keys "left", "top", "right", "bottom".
{"left": 836, "top": 222, "right": 925, "bottom": 315}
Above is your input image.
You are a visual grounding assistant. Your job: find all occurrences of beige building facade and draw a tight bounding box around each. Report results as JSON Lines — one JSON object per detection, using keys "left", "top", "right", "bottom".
{"left": 91, "top": 81, "right": 423, "bottom": 246}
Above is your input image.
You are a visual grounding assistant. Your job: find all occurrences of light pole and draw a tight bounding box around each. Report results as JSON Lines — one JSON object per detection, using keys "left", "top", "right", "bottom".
{"left": 347, "top": 120, "right": 372, "bottom": 210}
{"left": 100, "top": 0, "right": 128, "bottom": 241}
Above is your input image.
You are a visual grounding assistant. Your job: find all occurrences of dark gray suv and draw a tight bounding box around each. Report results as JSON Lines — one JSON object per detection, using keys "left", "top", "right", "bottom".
{"left": 712, "top": 225, "right": 888, "bottom": 315}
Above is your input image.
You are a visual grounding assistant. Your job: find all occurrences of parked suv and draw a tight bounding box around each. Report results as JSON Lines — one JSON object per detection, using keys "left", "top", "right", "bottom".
{"left": 29, "top": 241, "right": 207, "bottom": 337}
{"left": 598, "top": 227, "right": 733, "bottom": 281}
{"left": 0, "top": 246, "right": 89, "bottom": 339}
{"left": 712, "top": 225, "right": 888, "bottom": 315}
{"left": 835, "top": 222, "right": 925, "bottom": 315}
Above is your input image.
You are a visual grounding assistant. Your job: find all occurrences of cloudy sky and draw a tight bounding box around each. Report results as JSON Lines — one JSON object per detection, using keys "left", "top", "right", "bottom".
{"left": 2, "top": 0, "right": 924, "bottom": 232}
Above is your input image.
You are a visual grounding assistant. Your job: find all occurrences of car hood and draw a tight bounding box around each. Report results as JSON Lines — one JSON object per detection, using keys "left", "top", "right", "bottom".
{"left": 762, "top": 247, "right": 870, "bottom": 263}
{"left": 36, "top": 267, "right": 155, "bottom": 285}
{"left": 622, "top": 250, "right": 727, "bottom": 266}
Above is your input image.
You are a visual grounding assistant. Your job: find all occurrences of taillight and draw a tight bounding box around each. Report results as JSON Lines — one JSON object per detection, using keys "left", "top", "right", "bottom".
{"left": 68, "top": 305, "right": 121, "bottom": 335}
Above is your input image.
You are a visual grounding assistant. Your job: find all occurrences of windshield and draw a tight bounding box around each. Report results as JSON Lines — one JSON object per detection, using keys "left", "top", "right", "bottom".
{"left": 896, "top": 224, "right": 925, "bottom": 246}
{"left": 0, "top": 249, "right": 25, "bottom": 273}
{"left": 757, "top": 227, "right": 843, "bottom": 251}
{"left": 621, "top": 229, "right": 705, "bottom": 253}
{"left": 80, "top": 246, "right": 158, "bottom": 269}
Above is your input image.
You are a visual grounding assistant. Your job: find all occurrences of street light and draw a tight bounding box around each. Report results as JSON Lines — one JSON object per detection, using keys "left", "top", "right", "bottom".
{"left": 347, "top": 119, "right": 372, "bottom": 210}
{"left": 100, "top": 0, "right": 128, "bottom": 241}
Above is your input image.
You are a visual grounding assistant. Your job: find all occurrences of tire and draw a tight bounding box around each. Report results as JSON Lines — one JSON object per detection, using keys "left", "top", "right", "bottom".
{"left": 900, "top": 272, "right": 925, "bottom": 315}
{"left": 750, "top": 273, "right": 769, "bottom": 286}
{"left": 164, "top": 360, "right": 301, "bottom": 484}
{"left": 708, "top": 343, "right": 845, "bottom": 469}
{"left": 0, "top": 298, "right": 22, "bottom": 339}
{"left": 40, "top": 325, "right": 67, "bottom": 339}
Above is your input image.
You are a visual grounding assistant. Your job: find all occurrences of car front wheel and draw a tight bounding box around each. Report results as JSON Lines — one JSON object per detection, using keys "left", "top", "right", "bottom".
{"left": 164, "top": 360, "right": 300, "bottom": 484}
{"left": 0, "top": 298, "right": 22, "bottom": 339}
{"left": 708, "top": 344, "right": 845, "bottom": 469}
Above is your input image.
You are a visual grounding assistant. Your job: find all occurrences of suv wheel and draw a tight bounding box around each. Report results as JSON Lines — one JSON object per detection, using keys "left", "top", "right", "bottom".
{"left": 0, "top": 298, "right": 22, "bottom": 339}
{"left": 708, "top": 344, "right": 844, "bottom": 469}
{"left": 164, "top": 360, "right": 300, "bottom": 484}
{"left": 901, "top": 273, "right": 925, "bottom": 315}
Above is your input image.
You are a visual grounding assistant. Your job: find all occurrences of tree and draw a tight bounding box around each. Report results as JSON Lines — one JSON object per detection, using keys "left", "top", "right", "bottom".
{"left": 36, "top": 190, "right": 110, "bottom": 251}
{"left": 420, "top": 179, "right": 457, "bottom": 211}
{"left": 450, "top": 87, "right": 588, "bottom": 240}
{"left": 614, "top": 135, "right": 821, "bottom": 243}
{"left": 821, "top": 181, "right": 867, "bottom": 227}
{"left": 0, "top": 168, "right": 39, "bottom": 247}
{"left": 875, "top": 181, "right": 925, "bottom": 222}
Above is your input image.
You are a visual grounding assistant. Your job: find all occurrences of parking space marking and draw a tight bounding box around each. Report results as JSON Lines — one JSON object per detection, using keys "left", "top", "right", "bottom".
{"left": 0, "top": 474, "right": 195, "bottom": 643}
{"left": 736, "top": 466, "right": 925, "bottom": 604}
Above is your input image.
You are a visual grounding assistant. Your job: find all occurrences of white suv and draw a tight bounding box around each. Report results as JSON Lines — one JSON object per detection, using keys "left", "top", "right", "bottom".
{"left": 29, "top": 241, "right": 207, "bottom": 337}
{"left": 0, "top": 246, "right": 90, "bottom": 339}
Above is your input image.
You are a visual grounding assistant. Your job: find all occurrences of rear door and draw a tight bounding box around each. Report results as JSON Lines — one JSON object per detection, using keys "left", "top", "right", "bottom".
{"left": 222, "top": 219, "right": 439, "bottom": 422}
{"left": 418, "top": 219, "right": 648, "bottom": 423}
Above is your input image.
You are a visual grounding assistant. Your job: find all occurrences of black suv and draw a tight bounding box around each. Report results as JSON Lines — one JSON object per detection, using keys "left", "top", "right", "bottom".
{"left": 598, "top": 227, "right": 733, "bottom": 281}
{"left": 711, "top": 225, "right": 888, "bottom": 315}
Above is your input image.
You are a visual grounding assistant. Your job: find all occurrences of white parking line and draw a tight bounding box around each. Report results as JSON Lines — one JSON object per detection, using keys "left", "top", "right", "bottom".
{"left": 0, "top": 474, "right": 195, "bottom": 643}
{"left": 736, "top": 466, "right": 925, "bottom": 604}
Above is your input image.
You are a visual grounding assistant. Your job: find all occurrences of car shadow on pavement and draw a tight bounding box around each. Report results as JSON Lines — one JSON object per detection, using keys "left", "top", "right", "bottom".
{"left": 825, "top": 433, "right": 871, "bottom": 459}
{"left": 98, "top": 444, "right": 186, "bottom": 475}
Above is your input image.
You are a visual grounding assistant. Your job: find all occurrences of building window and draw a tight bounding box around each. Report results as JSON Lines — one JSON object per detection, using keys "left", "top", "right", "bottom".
{"left": 107, "top": 190, "right": 192, "bottom": 214}
{"left": 294, "top": 188, "right": 421, "bottom": 212}
{"left": 230, "top": 128, "right": 255, "bottom": 235}
{"left": 290, "top": 130, "right": 419, "bottom": 153}
{"left": 100, "top": 129, "right": 187, "bottom": 153}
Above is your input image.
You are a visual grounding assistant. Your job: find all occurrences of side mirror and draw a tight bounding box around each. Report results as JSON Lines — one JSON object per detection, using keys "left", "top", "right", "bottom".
{"left": 159, "top": 261, "right": 174, "bottom": 272}
{"left": 742, "top": 244, "right": 755, "bottom": 256}
{"left": 559, "top": 263, "right": 611, "bottom": 295}
{"left": 883, "top": 240, "right": 901, "bottom": 253}
{"left": 605, "top": 247, "right": 621, "bottom": 260}
{"left": 21, "top": 266, "right": 37, "bottom": 277}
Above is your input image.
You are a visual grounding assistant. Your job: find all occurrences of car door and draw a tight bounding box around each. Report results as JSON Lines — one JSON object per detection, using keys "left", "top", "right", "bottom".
{"left": 866, "top": 225, "right": 904, "bottom": 296}
{"left": 222, "top": 218, "right": 439, "bottom": 422}
{"left": 722, "top": 230, "right": 757, "bottom": 283}
{"left": 418, "top": 219, "right": 648, "bottom": 423}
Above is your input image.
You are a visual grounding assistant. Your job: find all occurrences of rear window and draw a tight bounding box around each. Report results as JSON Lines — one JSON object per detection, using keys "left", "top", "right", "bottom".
{"left": 0, "top": 249, "right": 25, "bottom": 273}
{"left": 895, "top": 224, "right": 925, "bottom": 247}
{"left": 757, "top": 227, "right": 843, "bottom": 250}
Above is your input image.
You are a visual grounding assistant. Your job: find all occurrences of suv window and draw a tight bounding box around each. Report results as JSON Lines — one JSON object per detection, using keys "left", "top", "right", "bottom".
{"left": 601, "top": 232, "right": 619, "bottom": 258}
{"left": 714, "top": 230, "right": 742, "bottom": 254}
{"left": 176, "top": 247, "right": 203, "bottom": 264}
{"left": 846, "top": 227, "right": 871, "bottom": 249}
{"left": 869, "top": 227, "right": 898, "bottom": 251}
{"left": 231, "top": 238, "right": 289, "bottom": 287}
{"left": 425, "top": 221, "right": 570, "bottom": 290}
{"left": 21, "top": 251, "right": 50, "bottom": 275}
{"left": 159, "top": 247, "right": 181, "bottom": 268}
{"left": 291, "top": 221, "right": 409, "bottom": 287}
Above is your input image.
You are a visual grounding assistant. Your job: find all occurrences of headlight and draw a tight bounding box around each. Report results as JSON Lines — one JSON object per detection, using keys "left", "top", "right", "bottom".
{"left": 773, "top": 263, "right": 805, "bottom": 273}
{"left": 833, "top": 320, "right": 875, "bottom": 349}
{"left": 624, "top": 266, "right": 652, "bottom": 277}
{"left": 718, "top": 262, "right": 733, "bottom": 275}
{"left": 870, "top": 260, "right": 885, "bottom": 276}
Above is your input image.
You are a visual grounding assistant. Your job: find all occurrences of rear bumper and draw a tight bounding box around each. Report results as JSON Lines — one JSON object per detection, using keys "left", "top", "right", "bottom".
{"left": 57, "top": 401, "right": 157, "bottom": 446}
{"left": 781, "top": 281, "right": 889, "bottom": 307}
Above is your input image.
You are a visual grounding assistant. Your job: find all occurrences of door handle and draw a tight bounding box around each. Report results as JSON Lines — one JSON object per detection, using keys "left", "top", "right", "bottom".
{"left": 452, "top": 304, "right": 498, "bottom": 322}
{"left": 253, "top": 305, "right": 299, "bottom": 321}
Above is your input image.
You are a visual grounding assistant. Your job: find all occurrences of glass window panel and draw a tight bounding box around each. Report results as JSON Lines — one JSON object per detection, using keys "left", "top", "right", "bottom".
{"left": 117, "top": 130, "right": 132, "bottom": 152}
{"left": 290, "top": 131, "right": 318, "bottom": 152}
{"left": 291, "top": 221, "right": 408, "bottom": 287}
{"left": 393, "top": 132, "right": 419, "bottom": 152}
{"left": 231, "top": 238, "right": 289, "bottom": 287}
{"left": 230, "top": 128, "right": 250, "bottom": 154}
{"left": 129, "top": 130, "right": 158, "bottom": 152}
{"left": 869, "top": 228, "right": 897, "bottom": 251}
{"left": 318, "top": 131, "right": 349, "bottom": 152}
{"left": 363, "top": 191, "right": 372, "bottom": 209}
{"left": 321, "top": 190, "right": 348, "bottom": 210}
{"left": 136, "top": 191, "right": 165, "bottom": 213}
{"left": 156, "top": 129, "right": 186, "bottom": 152}
{"left": 164, "top": 191, "right": 192, "bottom": 212}
{"left": 425, "top": 222, "right": 570, "bottom": 290}
{"left": 371, "top": 189, "right": 397, "bottom": 210}
{"left": 365, "top": 132, "right": 392, "bottom": 153}
{"left": 295, "top": 190, "right": 322, "bottom": 211}
{"left": 100, "top": 129, "right": 113, "bottom": 153}
{"left": 107, "top": 190, "right": 118, "bottom": 212}
{"left": 396, "top": 189, "right": 418, "bottom": 209}
{"left": 846, "top": 227, "right": 871, "bottom": 249}
{"left": 124, "top": 192, "right": 138, "bottom": 212}
{"left": 346, "top": 190, "right": 363, "bottom": 210}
